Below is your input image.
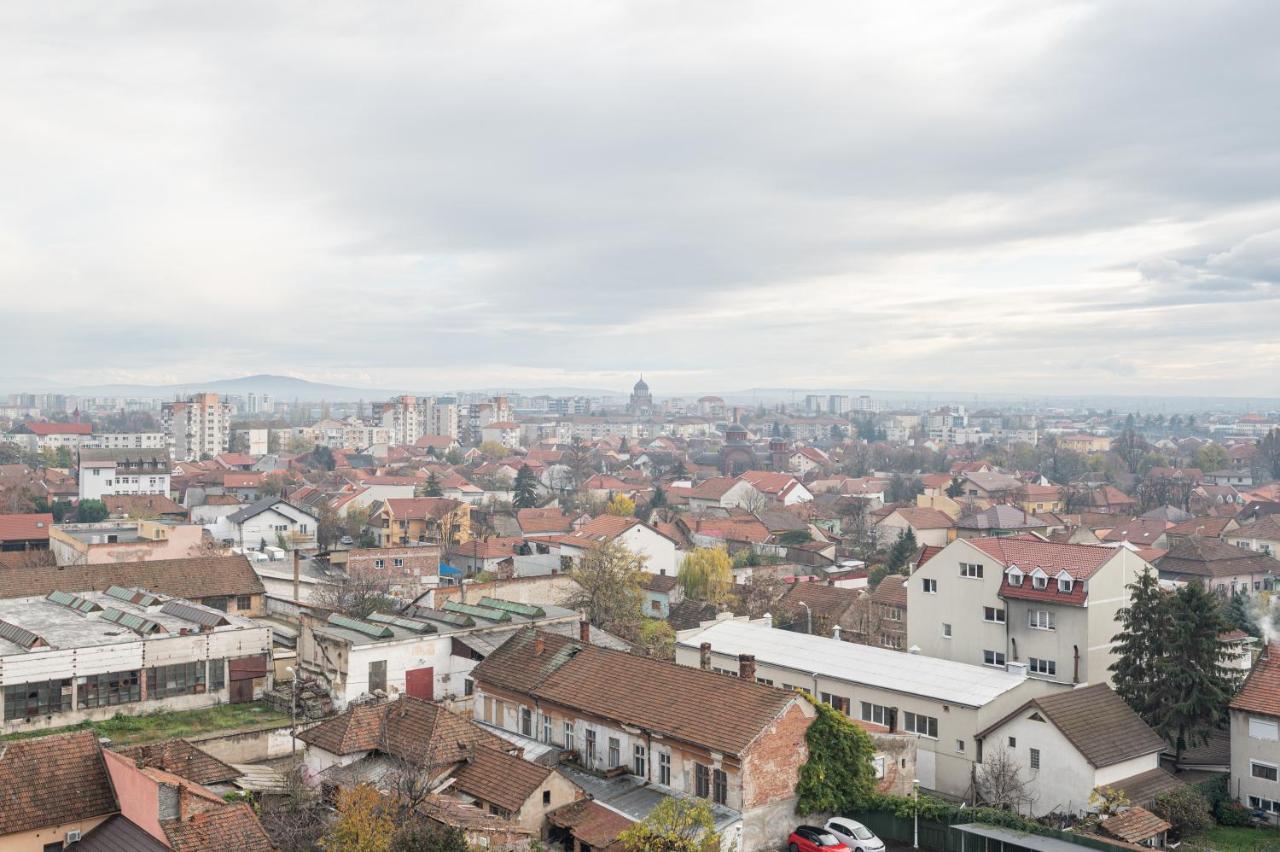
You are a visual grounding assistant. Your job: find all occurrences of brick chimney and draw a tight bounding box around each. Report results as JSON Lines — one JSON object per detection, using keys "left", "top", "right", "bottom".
{"left": 579, "top": 618, "right": 591, "bottom": 643}
{"left": 534, "top": 635, "right": 545, "bottom": 656}
{"left": 738, "top": 654, "right": 756, "bottom": 681}
{"left": 699, "top": 642, "right": 712, "bottom": 671}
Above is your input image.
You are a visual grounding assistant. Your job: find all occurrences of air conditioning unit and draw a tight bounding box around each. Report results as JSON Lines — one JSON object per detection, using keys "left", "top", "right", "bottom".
{"left": 66, "top": 829, "right": 82, "bottom": 843}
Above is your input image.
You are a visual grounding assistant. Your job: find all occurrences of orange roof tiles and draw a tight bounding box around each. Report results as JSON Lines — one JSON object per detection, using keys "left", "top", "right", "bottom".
{"left": 1231, "top": 643, "right": 1280, "bottom": 719}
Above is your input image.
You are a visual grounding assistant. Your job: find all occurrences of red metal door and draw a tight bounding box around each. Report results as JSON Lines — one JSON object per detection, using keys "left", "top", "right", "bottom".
{"left": 405, "top": 667, "right": 434, "bottom": 701}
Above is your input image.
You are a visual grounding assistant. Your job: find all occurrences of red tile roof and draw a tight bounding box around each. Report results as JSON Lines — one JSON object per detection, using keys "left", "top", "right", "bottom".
{"left": 516, "top": 508, "right": 575, "bottom": 534}
{"left": 0, "top": 731, "right": 117, "bottom": 835}
{"left": 114, "top": 739, "right": 240, "bottom": 786}
{"left": 452, "top": 746, "right": 554, "bottom": 813}
{"left": 967, "top": 536, "right": 1117, "bottom": 579}
{"left": 163, "top": 803, "right": 274, "bottom": 851}
{"left": 381, "top": 497, "right": 465, "bottom": 520}
{"left": 0, "top": 512, "right": 52, "bottom": 542}
{"left": 17, "top": 420, "right": 92, "bottom": 436}
{"left": 1231, "top": 643, "right": 1280, "bottom": 719}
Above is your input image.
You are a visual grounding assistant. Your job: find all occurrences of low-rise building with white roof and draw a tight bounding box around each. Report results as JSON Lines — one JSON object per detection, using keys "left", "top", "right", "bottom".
{"left": 675, "top": 616, "right": 1070, "bottom": 800}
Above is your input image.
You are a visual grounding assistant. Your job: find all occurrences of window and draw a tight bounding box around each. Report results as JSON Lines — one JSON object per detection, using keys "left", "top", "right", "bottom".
{"left": 1007, "top": 570, "right": 1023, "bottom": 587}
{"left": 369, "top": 660, "right": 387, "bottom": 694}
{"left": 822, "top": 693, "right": 851, "bottom": 714}
{"left": 881, "top": 605, "right": 903, "bottom": 622}
{"left": 695, "top": 763, "right": 711, "bottom": 798}
{"left": 4, "top": 679, "right": 72, "bottom": 721}
{"left": 922, "top": 578, "right": 937, "bottom": 593}
{"left": 608, "top": 736, "right": 620, "bottom": 768}
{"left": 78, "top": 670, "right": 141, "bottom": 709}
{"left": 651, "top": 600, "right": 661, "bottom": 612}
{"left": 713, "top": 768, "right": 728, "bottom": 805}
{"left": 521, "top": 707, "right": 533, "bottom": 737}
{"left": 1030, "top": 748, "right": 1041, "bottom": 770}
{"left": 1029, "top": 658, "right": 1056, "bottom": 676}
{"left": 1248, "top": 796, "right": 1280, "bottom": 814}
{"left": 464, "top": 678, "right": 474, "bottom": 697}
{"left": 861, "top": 702, "right": 889, "bottom": 726}
{"left": 1032, "top": 573, "right": 1048, "bottom": 590}
{"left": 147, "top": 662, "right": 206, "bottom": 699}
{"left": 1028, "top": 610, "right": 1056, "bottom": 630}
{"left": 1008, "top": 736, "right": 1017, "bottom": 748}
{"left": 1251, "top": 761, "right": 1279, "bottom": 782}
{"left": 956, "top": 739, "right": 966, "bottom": 753}
{"left": 393, "top": 558, "right": 404, "bottom": 568}
{"left": 1057, "top": 576, "right": 1073, "bottom": 593}
{"left": 585, "top": 729, "right": 597, "bottom": 766}
{"left": 564, "top": 721, "right": 575, "bottom": 752}
{"left": 1250, "top": 717, "right": 1280, "bottom": 741}
{"left": 204, "top": 596, "right": 228, "bottom": 612}
{"left": 374, "top": 559, "right": 385, "bottom": 569}
{"left": 756, "top": 676, "right": 774, "bottom": 686}
{"left": 873, "top": 756, "right": 886, "bottom": 779}
{"left": 236, "top": 595, "right": 252, "bottom": 611}
{"left": 634, "top": 744, "right": 647, "bottom": 777}
{"left": 984, "top": 606, "right": 1006, "bottom": 623}
{"left": 984, "top": 650, "right": 1006, "bottom": 667}
{"left": 882, "top": 634, "right": 904, "bottom": 650}
{"left": 659, "top": 752, "right": 671, "bottom": 786}
{"left": 543, "top": 790, "right": 552, "bottom": 806}
{"left": 209, "top": 659, "right": 225, "bottom": 691}
{"left": 542, "top": 713, "right": 552, "bottom": 743}
{"left": 961, "top": 562, "right": 983, "bottom": 578}
{"left": 903, "top": 711, "right": 938, "bottom": 738}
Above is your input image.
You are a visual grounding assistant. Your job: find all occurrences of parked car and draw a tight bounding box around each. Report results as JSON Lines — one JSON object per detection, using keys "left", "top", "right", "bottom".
{"left": 339, "top": 535, "right": 354, "bottom": 545}
{"left": 824, "top": 818, "right": 885, "bottom": 852}
{"left": 788, "top": 825, "right": 851, "bottom": 852}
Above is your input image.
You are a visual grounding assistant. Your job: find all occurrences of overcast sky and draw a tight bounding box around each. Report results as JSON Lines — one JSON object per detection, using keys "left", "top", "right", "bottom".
{"left": 2, "top": 1, "right": 1278, "bottom": 397}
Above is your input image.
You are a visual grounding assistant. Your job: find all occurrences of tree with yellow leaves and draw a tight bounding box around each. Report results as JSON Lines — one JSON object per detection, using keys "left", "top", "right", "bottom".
{"left": 322, "top": 784, "right": 395, "bottom": 852}
{"left": 605, "top": 492, "right": 636, "bottom": 517}
{"left": 678, "top": 547, "right": 734, "bottom": 604}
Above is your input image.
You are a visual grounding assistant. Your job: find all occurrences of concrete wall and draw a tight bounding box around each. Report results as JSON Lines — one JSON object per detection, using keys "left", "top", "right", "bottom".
{"left": 1231, "top": 708, "right": 1280, "bottom": 822}
{"left": 907, "top": 538, "right": 1007, "bottom": 668}
{"left": 192, "top": 721, "right": 315, "bottom": 764}
{"left": 0, "top": 815, "right": 110, "bottom": 852}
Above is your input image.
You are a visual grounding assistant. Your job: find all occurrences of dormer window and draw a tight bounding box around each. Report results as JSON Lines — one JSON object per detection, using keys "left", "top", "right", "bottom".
{"left": 1031, "top": 569, "right": 1048, "bottom": 590}
{"left": 1057, "top": 572, "right": 1073, "bottom": 593}
{"left": 1007, "top": 567, "right": 1024, "bottom": 587}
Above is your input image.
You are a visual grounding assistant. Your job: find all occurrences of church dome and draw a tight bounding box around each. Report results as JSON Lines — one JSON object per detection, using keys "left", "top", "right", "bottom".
{"left": 633, "top": 377, "right": 650, "bottom": 392}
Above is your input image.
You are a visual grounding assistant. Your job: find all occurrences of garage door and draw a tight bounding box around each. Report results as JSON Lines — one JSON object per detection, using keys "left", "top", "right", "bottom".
{"left": 405, "top": 667, "right": 434, "bottom": 701}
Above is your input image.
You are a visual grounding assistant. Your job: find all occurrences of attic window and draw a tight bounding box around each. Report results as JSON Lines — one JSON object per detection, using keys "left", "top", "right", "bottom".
{"left": 1031, "top": 570, "right": 1048, "bottom": 590}
{"left": 1058, "top": 577, "right": 1073, "bottom": 593}
{"left": 1006, "top": 568, "right": 1023, "bottom": 587}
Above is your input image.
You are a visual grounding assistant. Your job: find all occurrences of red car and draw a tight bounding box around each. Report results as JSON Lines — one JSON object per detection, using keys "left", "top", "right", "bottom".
{"left": 788, "top": 825, "right": 852, "bottom": 852}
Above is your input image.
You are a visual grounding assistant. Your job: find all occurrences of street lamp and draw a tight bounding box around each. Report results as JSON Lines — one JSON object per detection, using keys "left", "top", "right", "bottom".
{"left": 912, "top": 778, "right": 920, "bottom": 849}
{"left": 798, "top": 601, "right": 812, "bottom": 634}
{"left": 285, "top": 666, "right": 298, "bottom": 757}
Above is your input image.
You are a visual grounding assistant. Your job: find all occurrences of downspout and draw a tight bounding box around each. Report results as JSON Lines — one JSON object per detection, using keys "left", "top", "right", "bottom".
{"left": 1073, "top": 645, "right": 1080, "bottom": 684}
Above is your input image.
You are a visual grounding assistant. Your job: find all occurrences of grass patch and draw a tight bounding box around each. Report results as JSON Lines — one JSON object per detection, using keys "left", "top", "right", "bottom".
{"left": 1, "top": 701, "right": 291, "bottom": 746}
{"left": 1183, "top": 824, "right": 1280, "bottom": 852}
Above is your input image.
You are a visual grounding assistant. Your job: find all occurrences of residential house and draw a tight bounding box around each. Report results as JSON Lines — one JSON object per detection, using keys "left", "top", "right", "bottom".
{"left": 1156, "top": 538, "right": 1280, "bottom": 596}
{"left": 954, "top": 505, "right": 1049, "bottom": 539}
{"left": 956, "top": 470, "right": 1024, "bottom": 505}
{"left": 298, "top": 696, "right": 570, "bottom": 844}
{"left": 738, "top": 470, "right": 813, "bottom": 506}
{"left": 874, "top": 507, "right": 954, "bottom": 548}
{"left": 516, "top": 508, "right": 579, "bottom": 538}
{"left": 1226, "top": 517, "right": 1280, "bottom": 558}
{"left": 868, "top": 575, "right": 908, "bottom": 650}
{"left": 1014, "top": 484, "right": 1065, "bottom": 515}
{"left": 330, "top": 544, "right": 441, "bottom": 599}
{"left": 1098, "top": 518, "right": 1170, "bottom": 550}
{"left": 676, "top": 617, "right": 1066, "bottom": 800}
{"left": 907, "top": 537, "right": 1150, "bottom": 685}
{"left": 640, "top": 571, "right": 682, "bottom": 618}
{"left": 0, "top": 513, "right": 51, "bottom": 553}
{"left": 100, "top": 494, "right": 189, "bottom": 522}
{"left": 975, "top": 683, "right": 1178, "bottom": 817}
{"left": 1059, "top": 434, "right": 1113, "bottom": 454}
{"left": 473, "top": 627, "right": 816, "bottom": 850}
{"left": 5, "top": 420, "right": 93, "bottom": 453}
{"left": 0, "top": 730, "right": 118, "bottom": 850}
{"left": 77, "top": 448, "right": 172, "bottom": 502}
{"left": 1088, "top": 485, "right": 1138, "bottom": 515}
{"left": 1229, "top": 643, "right": 1280, "bottom": 821}
{"left": 687, "top": 477, "right": 761, "bottom": 512}
{"left": 368, "top": 497, "right": 471, "bottom": 548}
{"left": 551, "top": 515, "right": 682, "bottom": 577}
{"left": 788, "top": 446, "right": 829, "bottom": 477}
{"left": 1166, "top": 515, "right": 1240, "bottom": 542}
{"left": 776, "top": 582, "right": 861, "bottom": 639}
{"left": 213, "top": 496, "right": 318, "bottom": 551}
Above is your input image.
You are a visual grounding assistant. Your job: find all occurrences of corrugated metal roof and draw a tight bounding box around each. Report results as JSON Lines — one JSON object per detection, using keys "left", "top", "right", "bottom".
{"left": 160, "top": 599, "right": 230, "bottom": 628}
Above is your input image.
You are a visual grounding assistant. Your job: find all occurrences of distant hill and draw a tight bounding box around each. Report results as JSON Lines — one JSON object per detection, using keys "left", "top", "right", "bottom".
{"left": 58, "top": 374, "right": 394, "bottom": 403}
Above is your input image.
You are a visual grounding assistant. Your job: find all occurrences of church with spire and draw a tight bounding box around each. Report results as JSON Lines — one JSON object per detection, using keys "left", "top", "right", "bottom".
{"left": 628, "top": 375, "right": 654, "bottom": 417}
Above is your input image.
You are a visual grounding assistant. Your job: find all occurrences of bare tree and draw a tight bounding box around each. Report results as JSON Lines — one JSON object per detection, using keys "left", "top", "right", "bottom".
{"left": 312, "top": 569, "right": 397, "bottom": 618}
{"left": 976, "top": 748, "right": 1037, "bottom": 813}
{"left": 257, "top": 762, "right": 329, "bottom": 852}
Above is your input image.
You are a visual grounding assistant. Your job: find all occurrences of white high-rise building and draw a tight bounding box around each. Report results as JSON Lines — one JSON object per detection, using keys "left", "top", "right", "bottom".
{"left": 161, "top": 392, "right": 233, "bottom": 461}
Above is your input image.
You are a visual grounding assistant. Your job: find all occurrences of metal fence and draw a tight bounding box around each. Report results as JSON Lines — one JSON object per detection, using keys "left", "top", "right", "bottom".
{"left": 851, "top": 810, "right": 1134, "bottom": 852}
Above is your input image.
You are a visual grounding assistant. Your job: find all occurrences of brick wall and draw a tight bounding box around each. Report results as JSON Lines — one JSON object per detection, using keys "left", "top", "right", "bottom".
{"left": 741, "top": 699, "right": 812, "bottom": 809}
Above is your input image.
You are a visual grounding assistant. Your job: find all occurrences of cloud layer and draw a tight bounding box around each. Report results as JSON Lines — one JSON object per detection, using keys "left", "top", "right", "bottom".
{"left": 2, "top": 1, "right": 1278, "bottom": 395}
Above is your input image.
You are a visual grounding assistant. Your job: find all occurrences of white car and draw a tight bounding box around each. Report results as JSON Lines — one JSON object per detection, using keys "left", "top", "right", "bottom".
{"left": 824, "top": 818, "right": 885, "bottom": 852}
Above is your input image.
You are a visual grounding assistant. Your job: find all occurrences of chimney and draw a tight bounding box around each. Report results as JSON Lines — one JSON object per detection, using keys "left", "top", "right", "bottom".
{"left": 738, "top": 654, "right": 756, "bottom": 681}
{"left": 534, "top": 635, "right": 545, "bottom": 656}
{"left": 828, "top": 578, "right": 835, "bottom": 587}
{"left": 832, "top": 624, "right": 842, "bottom": 641}
{"left": 292, "top": 549, "right": 300, "bottom": 603}
{"left": 762, "top": 612, "right": 773, "bottom": 629}
{"left": 700, "top": 642, "right": 712, "bottom": 671}
{"left": 579, "top": 618, "right": 591, "bottom": 643}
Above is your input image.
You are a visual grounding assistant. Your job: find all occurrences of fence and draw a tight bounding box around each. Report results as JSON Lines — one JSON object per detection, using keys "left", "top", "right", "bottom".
{"left": 852, "top": 810, "right": 1134, "bottom": 852}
